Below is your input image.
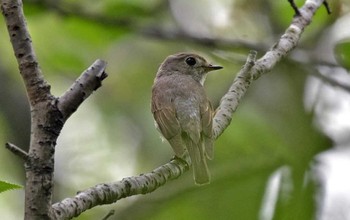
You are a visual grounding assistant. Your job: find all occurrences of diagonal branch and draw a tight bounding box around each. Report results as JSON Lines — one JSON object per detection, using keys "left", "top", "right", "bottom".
{"left": 212, "top": 0, "right": 326, "bottom": 134}
{"left": 5, "top": 142, "right": 29, "bottom": 161}
{"left": 52, "top": 158, "right": 189, "bottom": 219}
{"left": 58, "top": 59, "right": 108, "bottom": 121}
{"left": 213, "top": 51, "right": 256, "bottom": 139}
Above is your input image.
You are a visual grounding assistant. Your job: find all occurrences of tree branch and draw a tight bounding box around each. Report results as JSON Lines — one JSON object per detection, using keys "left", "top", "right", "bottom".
{"left": 1, "top": 0, "right": 51, "bottom": 106}
{"left": 58, "top": 59, "right": 108, "bottom": 121}
{"left": 212, "top": 0, "right": 326, "bottom": 135}
{"left": 5, "top": 142, "right": 29, "bottom": 161}
{"left": 51, "top": 158, "right": 189, "bottom": 219}
{"left": 213, "top": 51, "right": 256, "bottom": 139}
{"left": 2, "top": 1, "right": 56, "bottom": 217}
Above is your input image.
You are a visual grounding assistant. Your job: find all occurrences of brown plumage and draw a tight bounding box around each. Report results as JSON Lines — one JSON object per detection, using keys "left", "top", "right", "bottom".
{"left": 151, "top": 52, "right": 222, "bottom": 185}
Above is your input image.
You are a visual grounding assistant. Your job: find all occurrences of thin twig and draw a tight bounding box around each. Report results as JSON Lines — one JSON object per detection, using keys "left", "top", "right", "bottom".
{"left": 288, "top": 0, "right": 301, "bottom": 16}
{"left": 5, "top": 142, "right": 29, "bottom": 161}
{"left": 323, "top": 1, "right": 331, "bottom": 14}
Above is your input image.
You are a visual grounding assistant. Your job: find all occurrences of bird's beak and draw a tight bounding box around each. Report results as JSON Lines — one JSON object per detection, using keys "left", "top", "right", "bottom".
{"left": 206, "top": 64, "right": 223, "bottom": 72}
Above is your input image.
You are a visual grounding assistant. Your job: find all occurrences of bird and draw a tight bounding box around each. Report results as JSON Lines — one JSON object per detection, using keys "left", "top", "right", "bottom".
{"left": 151, "top": 52, "right": 223, "bottom": 185}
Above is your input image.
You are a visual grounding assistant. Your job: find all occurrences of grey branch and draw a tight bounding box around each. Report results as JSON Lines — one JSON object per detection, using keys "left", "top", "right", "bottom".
{"left": 212, "top": 0, "right": 325, "bottom": 136}
{"left": 1, "top": 0, "right": 52, "bottom": 106}
{"left": 51, "top": 158, "right": 189, "bottom": 219}
{"left": 58, "top": 59, "right": 108, "bottom": 121}
{"left": 213, "top": 51, "right": 257, "bottom": 139}
{"left": 250, "top": 0, "right": 324, "bottom": 80}
{"left": 5, "top": 142, "right": 29, "bottom": 161}
{"left": 2, "top": 1, "right": 55, "bottom": 217}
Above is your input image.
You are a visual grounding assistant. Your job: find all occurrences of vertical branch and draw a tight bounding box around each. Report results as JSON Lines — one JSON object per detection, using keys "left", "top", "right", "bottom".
{"left": 1, "top": 0, "right": 58, "bottom": 219}
{"left": 1, "top": 0, "right": 51, "bottom": 105}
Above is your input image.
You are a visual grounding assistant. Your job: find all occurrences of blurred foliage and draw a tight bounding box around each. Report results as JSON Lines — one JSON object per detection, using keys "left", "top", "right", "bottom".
{"left": 0, "top": 0, "right": 348, "bottom": 219}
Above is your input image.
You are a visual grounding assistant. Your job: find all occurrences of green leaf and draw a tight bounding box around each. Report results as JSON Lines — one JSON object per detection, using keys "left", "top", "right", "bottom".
{"left": 0, "top": 180, "right": 22, "bottom": 193}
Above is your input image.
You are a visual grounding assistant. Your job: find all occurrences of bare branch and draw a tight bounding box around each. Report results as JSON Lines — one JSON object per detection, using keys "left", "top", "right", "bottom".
{"left": 251, "top": 0, "right": 331, "bottom": 80}
{"left": 51, "top": 158, "right": 189, "bottom": 219}
{"left": 5, "top": 142, "right": 29, "bottom": 161}
{"left": 212, "top": 0, "right": 327, "bottom": 138}
{"left": 1, "top": 1, "right": 56, "bottom": 218}
{"left": 213, "top": 51, "right": 257, "bottom": 139}
{"left": 1, "top": 0, "right": 52, "bottom": 105}
{"left": 57, "top": 59, "right": 108, "bottom": 121}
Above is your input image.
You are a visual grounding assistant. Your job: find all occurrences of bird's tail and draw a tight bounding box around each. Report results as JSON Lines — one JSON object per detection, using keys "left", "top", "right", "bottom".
{"left": 185, "top": 138, "right": 210, "bottom": 185}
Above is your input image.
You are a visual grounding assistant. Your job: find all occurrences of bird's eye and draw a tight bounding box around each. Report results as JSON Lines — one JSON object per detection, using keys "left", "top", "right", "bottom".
{"left": 185, "top": 57, "right": 196, "bottom": 66}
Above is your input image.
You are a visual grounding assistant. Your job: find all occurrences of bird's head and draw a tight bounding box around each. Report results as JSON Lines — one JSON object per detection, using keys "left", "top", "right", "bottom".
{"left": 157, "top": 53, "right": 223, "bottom": 85}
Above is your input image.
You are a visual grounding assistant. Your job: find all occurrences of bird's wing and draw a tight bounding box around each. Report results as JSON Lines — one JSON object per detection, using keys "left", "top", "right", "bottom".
{"left": 152, "top": 93, "right": 185, "bottom": 157}
{"left": 152, "top": 107, "right": 180, "bottom": 140}
{"left": 201, "top": 100, "right": 214, "bottom": 160}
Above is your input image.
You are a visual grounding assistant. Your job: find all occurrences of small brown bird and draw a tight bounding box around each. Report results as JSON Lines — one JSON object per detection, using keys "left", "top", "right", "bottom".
{"left": 151, "top": 52, "right": 222, "bottom": 185}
